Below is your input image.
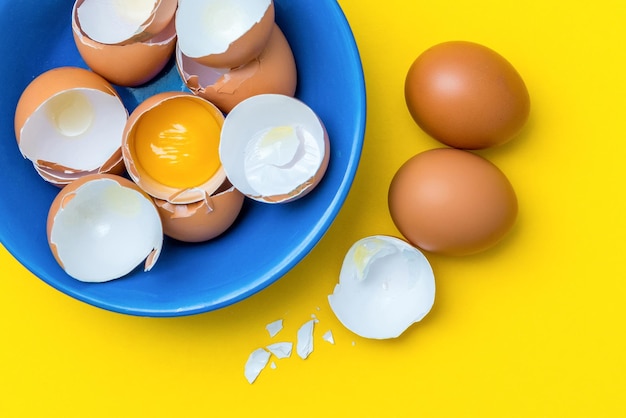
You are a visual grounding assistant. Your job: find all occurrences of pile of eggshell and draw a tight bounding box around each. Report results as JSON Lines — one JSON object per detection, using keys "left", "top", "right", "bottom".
{"left": 13, "top": 0, "right": 330, "bottom": 283}
{"left": 328, "top": 40, "right": 530, "bottom": 340}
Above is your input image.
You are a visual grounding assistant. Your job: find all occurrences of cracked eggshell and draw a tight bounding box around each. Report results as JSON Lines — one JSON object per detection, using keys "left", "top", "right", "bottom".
{"left": 122, "top": 91, "right": 226, "bottom": 204}
{"left": 153, "top": 180, "right": 245, "bottom": 242}
{"left": 175, "top": 0, "right": 275, "bottom": 69}
{"left": 76, "top": 0, "right": 178, "bottom": 45}
{"left": 219, "top": 94, "right": 329, "bottom": 204}
{"left": 73, "top": 0, "right": 177, "bottom": 87}
{"left": 176, "top": 23, "right": 296, "bottom": 113}
{"left": 46, "top": 174, "right": 163, "bottom": 283}
{"left": 14, "top": 66, "right": 128, "bottom": 186}
{"left": 328, "top": 235, "right": 436, "bottom": 339}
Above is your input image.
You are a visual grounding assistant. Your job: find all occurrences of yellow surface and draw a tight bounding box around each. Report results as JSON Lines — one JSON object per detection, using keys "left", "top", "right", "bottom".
{"left": 2, "top": 0, "right": 626, "bottom": 416}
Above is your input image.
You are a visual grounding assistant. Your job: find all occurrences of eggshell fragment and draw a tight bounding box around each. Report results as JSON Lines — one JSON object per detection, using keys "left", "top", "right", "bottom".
{"left": 328, "top": 235, "right": 436, "bottom": 339}
{"left": 14, "top": 67, "right": 128, "bottom": 186}
{"left": 76, "top": 0, "right": 178, "bottom": 45}
{"left": 388, "top": 148, "right": 518, "bottom": 256}
{"left": 47, "top": 174, "right": 163, "bottom": 283}
{"left": 176, "top": 23, "right": 297, "bottom": 113}
{"left": 73, "top": 0, "right": 177, "bottom": 87}
{"left": 122, "top": 92, "right": 226, "bottom": 204}
{"left": 244, "top": 348, "right": 271, "bottom": 384}
{"left": 176, "top": 0, "right": 275, "bottom": 69}
{"left": 296, "top": 319, "right": 315, "bottom": 359}
{"left": 153, "top": 180, "right": 244, "bottom": 242}
{"left": 219, "top": 94, "right": 329, "bottom": 203}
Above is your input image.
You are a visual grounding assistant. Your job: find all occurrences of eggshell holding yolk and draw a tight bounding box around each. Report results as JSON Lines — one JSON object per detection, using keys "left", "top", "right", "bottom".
{"left": 72, "top": 0, "right": 177, "bottom": 87}
{"left": 388, "top": 148, "right": 518, "bottom": 256}
{"left": 122, "top": 91, "right": 226, "bottom": 204}
{"left": 188, "top": 1, "right": 275, "bottom": 69}
{"left": 405, "top": 41, "right": 530, "bottom": 150}
{"left": 177, "top": 23, "right": 296, "bottom": 114}
{"left": 154, "top": 181, "right": 245, "bottom": 242}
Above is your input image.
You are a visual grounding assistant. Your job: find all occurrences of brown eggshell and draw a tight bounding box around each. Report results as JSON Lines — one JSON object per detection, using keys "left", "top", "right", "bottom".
{"left": 388, "top": 148, "right": 518, "bottom": 256}
{"left": 46, "top": 173, "right": 160, "bottom": 270}
{"left": 14, "top": 66, "right": 118, "bottom": 143}
{"left": 76, "top": 0, "right": 178, "bottom": 45}
{"left": 177, "top": 23, "right": 297, "bottom": 113}
{"left": 405, "top": 41, "right": 530, "bottom": 149}
{"left": 181, "top": 1, "right": 275, "bottom": 69}
{"left": 154, "top": 180, "right": 245, "bottom": 242}
{"left": 14, "top": 66, "right": 127, "bottom": 186}
{"left": 34, "top": 150, "right": 126, "bottom": 188}
{"left": 122, "top": 91, "right": 227, "bottom": 204}
{"left": 73, "top": 0, "right": 177, "bottom": 87}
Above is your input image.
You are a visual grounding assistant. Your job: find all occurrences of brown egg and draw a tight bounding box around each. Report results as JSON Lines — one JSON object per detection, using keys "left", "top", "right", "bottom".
{"left": 176, "top": 24, "right": 297, "bottom": 114}
{"left": 153, "top": 180, "right": 245, "bottom": 242}
{"left": 405, "top": 41, "right": 530, "bottom": 149}
{"left": 72, "top": 0, "right": 177, "bottom": 87}
{"left": 388, "top": 148, "right": 518, "bottom": 256}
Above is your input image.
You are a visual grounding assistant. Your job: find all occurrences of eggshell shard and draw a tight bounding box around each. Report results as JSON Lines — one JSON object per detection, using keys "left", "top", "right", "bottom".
{"left": 176, "top": 23, "right": 297, "bottom": 113}
{"left": 219, "top": 94, "right": 330, "bottom": 204}
{"left": 175, "top": 0, "right": 275, "bottom": 69}
{"left": 153, "top": 180, "right": 245, "bottom": 242}
{"left": 405, "top": 41, "right": 530, "bottom": 149}
{"left": 46, "top": 174, "right": 163, "bottom": 283}
{"left": 388, "top": 148, "right": 518, "bottom": 256}
{"left": 76, "top": 0, "right": 178, "bottom": 45}
{"left": 122, "top": 92, "right": 227, "bottom": 204}
{"left": 72, "top": 0, "right": 177, "bottom": 87}
{"left": 328, "top": 235, "right": 436, "bottom": 339}
{"left": 14, "top": 67, "right": 128, "bottom": 186}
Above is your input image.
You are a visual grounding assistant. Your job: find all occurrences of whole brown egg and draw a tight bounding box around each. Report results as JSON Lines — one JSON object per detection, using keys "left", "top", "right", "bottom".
{"left": 405, "top": 41, "right": 530, "bottom": 149}
{"left": 388, "top": 148, "right": 518, "bottom": 256}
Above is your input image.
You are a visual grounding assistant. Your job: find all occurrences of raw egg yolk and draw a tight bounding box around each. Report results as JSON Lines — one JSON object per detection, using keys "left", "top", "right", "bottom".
{"left": 133, "top": 98, "right": 221, "bottom": 189}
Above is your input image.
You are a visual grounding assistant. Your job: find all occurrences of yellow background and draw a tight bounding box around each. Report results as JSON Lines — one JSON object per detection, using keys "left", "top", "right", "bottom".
{"left": 2, "top": 0, "right": 626, "bottom": 416}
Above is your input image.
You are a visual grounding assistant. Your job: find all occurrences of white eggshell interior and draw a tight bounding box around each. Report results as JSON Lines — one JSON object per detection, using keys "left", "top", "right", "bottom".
{"left": 77, "top": 0, "right": 158, "bottom": 44}
{"left": 219, "top": 94, "right": 326, "bottom": 200}
{"left": 176, "top": 0, "right": 271, "bottom": 58}
{"left": 328, "top": 235, "right": 436, "bottom": 339}
{"left": 49, "top": 177, "right": 163, "bottom": 282}
{"left": 18, "top": 88, "right": 127, "bottom": 171}
{"left": 175, "top": 44, "right": 228, "bottom": 86}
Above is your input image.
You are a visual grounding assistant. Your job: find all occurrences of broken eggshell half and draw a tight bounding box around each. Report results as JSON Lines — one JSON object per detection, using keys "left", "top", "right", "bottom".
{"left": 122, "top": 91, "right": 226, "bottom": 205}
{"left": 75, "top": 0, "right": 178, "bottom": 45}
{"left": 73, "top": 0, "right": 177, "bottom": 87}
{"left": 153, "top": 180, "right": 245, "bottom": 243}
{"left": 328, "top": 235, "right": 436, "bottom": 339}
{"left": 14, "top": 66, "right": 128, "bottom": 186}
{"left": 47, "top": 174, "right": 163, "bottom": 283}
{"left": 175, "top": 0, "right": 275, "bottom": 69}
{"left": 219, "top": 93, "right": 330, "bottom": 204}
{"left": 176, "top": 23, "right": 297, "bottom": 114}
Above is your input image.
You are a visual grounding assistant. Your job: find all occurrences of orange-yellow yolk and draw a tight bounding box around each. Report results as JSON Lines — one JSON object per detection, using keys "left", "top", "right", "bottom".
{"left": 133, "top": 98, "right": 221, "bottom": 189}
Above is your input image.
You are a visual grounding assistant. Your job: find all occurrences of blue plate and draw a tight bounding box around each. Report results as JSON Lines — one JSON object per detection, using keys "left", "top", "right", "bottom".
{"left": 0, "top": 0, "right": 366, "bottom": 316}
